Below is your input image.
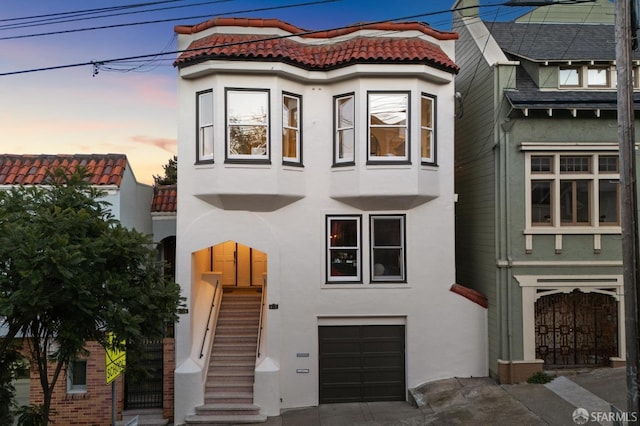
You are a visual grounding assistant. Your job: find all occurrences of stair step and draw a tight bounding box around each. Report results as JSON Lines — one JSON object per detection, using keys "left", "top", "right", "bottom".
{"left": 185, "top": 413, "right": 267, "bottom": 424}
{"left": 205, "top": 391, "right": 254, "bottom": 404}
{"left": 208, "top": 366, "right": 254, "bottom": 375}
{"left": 206, "top": 381, "right": 254, "bottom": 390}
{"left": 195, "top": 403, "right": 261, "bottom": 416}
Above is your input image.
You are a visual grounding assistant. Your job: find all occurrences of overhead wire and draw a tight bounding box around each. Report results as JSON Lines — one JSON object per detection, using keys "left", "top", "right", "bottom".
{"left": 0, "top": 1, "right": 519, "bottom": 77}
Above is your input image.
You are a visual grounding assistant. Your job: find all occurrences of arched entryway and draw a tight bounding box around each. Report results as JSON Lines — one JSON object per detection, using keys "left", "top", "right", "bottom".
{"left": 535, "top": 289, "right": 618, "bottom": 367}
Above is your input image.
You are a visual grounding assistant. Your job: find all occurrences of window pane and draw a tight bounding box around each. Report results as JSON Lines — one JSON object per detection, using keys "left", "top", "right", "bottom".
{"left": 369, "top": 94, "right": 407, "bottom": 126}
{"left": 560, "top": 180, "right": 590, "bottom": 225}
{"left": 560, "top": 156, "right": 590, "bottom": 173}
{"left": 598, "top": 156, "right": 619, "bottom": 173}
{"left": 227, "top": 90, "right": 269, "bottom": 159}
{"left": 559, "top": 67, "right": 580, "bottom": 86}
{"left": 373, "top": 218, "right": 401, "bottom": 246}
{"left": 229, "top": 125, "right": 267, "bottom": 155}
{"left": 370, "top": 128, "right": 406, "bottom": 157}
{"left": 330, "top": 249, "right": 358, "bottom": 276}
{"left": 531, "top": 181, "right": 552, "bottom": 225}
{"left": 371, "top": 216, "right": 404, "bottom": 281}
{"left": 369, "top": 93, "right": 408, "bottom": 160}
{"left": 599, "top": 180, "right": 619, "bottom": 224}
{"left": 283, "top": 96, "right": 298, "bottom": 128}
{"left": 336, "top": 95, "right": 354, "bottom": 163}
{"left": 282, "top": 128, "right": 297, "bottom": 158}
{"left": 421, "top": 96, "right": 434, "bottom": 162}
{"left": 373, "top": 248, "right": 402, "bottom": 276}
{"left": 338, "top": 129, "right": 354, "bottom": 160}
{"left": 531, "top": 156, "right": 552, "bottom": 173}
{"left": 330, "top": 220, "right": 357, "bottom": 247}
{"left": 198, "top": 91, "right": 213, "bottom": 161}
{"left": 228, "top": 91, "right": 268, "bottom": 125}
{"left": 328, "top": 216, "right": 360, "bottom": 282}
{"left": 587, "top": 68, "right": 608, "bottom": 86}
{"left": 421, "top": 129, "right": 432, "bottom": 160}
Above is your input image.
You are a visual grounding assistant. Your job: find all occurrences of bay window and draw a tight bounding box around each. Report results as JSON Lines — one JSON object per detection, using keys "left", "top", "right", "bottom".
{"left": 282, "top": 92, "right": 302, "bottom": 165}
{"left": 368, "top": 92, "right": 409, "bottom": 163}
{"left": 226, "top": 89, "right": 270, "bottom": 162}
{"left": 334, "top": 93, "right": 355, "bottom": 165}
{"left": 197, "top": 90, "right": 213, "bottom": 162}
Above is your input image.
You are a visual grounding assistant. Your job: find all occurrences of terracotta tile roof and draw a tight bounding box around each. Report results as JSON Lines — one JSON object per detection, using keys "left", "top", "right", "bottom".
{"left": 151, "top": 184, "right": 177, "bottom": 213}
{"left": 174, "top": 18, "right": 458, "bottom": 73}
{"left": 0, "top": 154, "right": 128, "bottom": 187}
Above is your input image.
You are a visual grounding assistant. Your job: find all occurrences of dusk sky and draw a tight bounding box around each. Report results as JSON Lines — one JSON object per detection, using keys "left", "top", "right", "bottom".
{"left": 0, "top": 1, "right": 528, "bottom": 184}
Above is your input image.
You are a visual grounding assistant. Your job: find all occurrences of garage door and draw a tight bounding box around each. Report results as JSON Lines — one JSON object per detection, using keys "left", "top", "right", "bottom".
{"left": 318, "top": 325, "right": 405, "bottom": 403}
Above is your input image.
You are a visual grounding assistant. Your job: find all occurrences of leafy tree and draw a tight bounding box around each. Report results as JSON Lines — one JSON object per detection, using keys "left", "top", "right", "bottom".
{"left": 0, "top": 168, "right": 183, "bottom": 425}
{"left": 153, "top": 155, "right": 177, "bottom": 185}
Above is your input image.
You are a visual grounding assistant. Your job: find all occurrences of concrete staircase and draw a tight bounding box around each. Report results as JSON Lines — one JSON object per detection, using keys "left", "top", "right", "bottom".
{"left": 185, "top": 288, "right": 267, "bottom": 425}
{"left": 117, "top": 409, "right": 168, "bottom": 425}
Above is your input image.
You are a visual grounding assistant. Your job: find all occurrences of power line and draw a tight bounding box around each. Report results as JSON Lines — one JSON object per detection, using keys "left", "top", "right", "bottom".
{"left": 0, "top": 1, "right": 515, "bottom": 77}
{"left": 0, "top": 0, "right": 232, "bottom": 31}
{"left": 0, "top": 0, "right": 337, "bottom": 41}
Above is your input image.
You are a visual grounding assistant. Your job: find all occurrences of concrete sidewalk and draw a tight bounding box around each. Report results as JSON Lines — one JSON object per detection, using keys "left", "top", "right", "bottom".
{"left": 246, "top": 367, "right": 629, "bottom": 426}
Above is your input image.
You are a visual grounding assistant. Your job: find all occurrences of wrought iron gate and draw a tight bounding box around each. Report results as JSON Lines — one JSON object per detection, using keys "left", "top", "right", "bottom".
{"left": 124, "top": 340, "right": 164, "bottom": 409}
{"left": 535, "top": 289, "right": 618, "bottom": 367}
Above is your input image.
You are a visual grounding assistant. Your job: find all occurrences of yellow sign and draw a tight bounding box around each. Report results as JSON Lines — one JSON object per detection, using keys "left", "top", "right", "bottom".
{"left": 105, "top": 333, "right": 126, "bottom": 384}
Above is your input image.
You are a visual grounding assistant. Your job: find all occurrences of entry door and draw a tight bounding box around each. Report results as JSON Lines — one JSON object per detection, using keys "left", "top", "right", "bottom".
{"left": 318, "top": 325, "right": 406, "bottom": 403}
{"left": 213, "top": 242, "right": 266, "bottom": 287}
{"left": 535, "top": 290, "right": 618, "bottom": 367}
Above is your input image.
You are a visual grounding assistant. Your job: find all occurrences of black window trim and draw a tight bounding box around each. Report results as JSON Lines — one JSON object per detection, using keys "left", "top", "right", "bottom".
{"left": 332, "top": 92, "right": 356, "bottom": 168}
{"left": 366, "top": 90, "right": 411, "bottom": 165}
{"left": 421, "top": 92, "right": 438, "bottom": 166}
{"left": 369, "top": 214, "right": 407, "bottom": 283}
{"left": 325, "top": 214, "right": 363, "bottom": 284}
{"left": 196, "top": 88, "right": 214, "bottom": 165}
{"left": 282, "top": 90, "right": 304, "bottom": 167}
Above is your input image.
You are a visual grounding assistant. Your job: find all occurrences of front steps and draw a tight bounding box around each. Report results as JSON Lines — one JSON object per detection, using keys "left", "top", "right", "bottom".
{"left": 117, "top": 409, "right": 168, "bottom": 426}
{"left": 185, "top": 288, "right": 267, "bottom": 425}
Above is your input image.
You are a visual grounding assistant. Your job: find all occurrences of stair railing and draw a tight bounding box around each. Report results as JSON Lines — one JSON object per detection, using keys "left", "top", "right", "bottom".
{"left": 200, "top": 278, "right": 221, "bottom": 359}
{"left": 256, "top": 275, "right": 267, "bottom": 358}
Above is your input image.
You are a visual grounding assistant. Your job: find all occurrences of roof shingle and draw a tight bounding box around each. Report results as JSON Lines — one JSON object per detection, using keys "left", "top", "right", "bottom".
{"left": 174, "top": 18, "right": 459, "bottom": 73}
{"left": 151, "top": 184, "right": 177, "bottom": 213}
{"left": 0, "top": 154, "right": 128, "bottom": 187}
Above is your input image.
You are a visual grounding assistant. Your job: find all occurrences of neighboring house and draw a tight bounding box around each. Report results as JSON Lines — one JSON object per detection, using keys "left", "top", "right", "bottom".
{"left": 152, "top": 184, "right": 177, "bottom": 281}
{"left": 452, "top": 0, "right": 637, "bottom": 383}
{"left": 0, "top": 154, "right": 174, "bottom": 425}
{"left": 172, "top": 17, "right": 488, "bottom": 424}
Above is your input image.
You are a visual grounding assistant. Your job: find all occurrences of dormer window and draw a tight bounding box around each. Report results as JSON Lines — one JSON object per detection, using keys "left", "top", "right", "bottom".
{"left": 226, "top": 89, "right": 270, "bottom": 163}
{"left": 559, "top": 66, "right": 581, "bottom": 87}
{"left": 558, "top": 65, "right": 613, "bottom": 89}
{"left": 587, "top": 67, "right": 609, "bottom": 87}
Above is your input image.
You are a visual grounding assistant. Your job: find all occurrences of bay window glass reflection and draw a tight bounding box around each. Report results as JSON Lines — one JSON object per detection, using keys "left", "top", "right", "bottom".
{"left": 227, "top": 90, "right": 269, "bottom": 160}
{"left": 327, "top": 216, "right": 361, "bottom": 282}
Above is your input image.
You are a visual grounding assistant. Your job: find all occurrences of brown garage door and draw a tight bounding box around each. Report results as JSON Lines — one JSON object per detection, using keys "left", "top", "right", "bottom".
{"left": 318, "top": 325, "right": 405, "bottom": 403}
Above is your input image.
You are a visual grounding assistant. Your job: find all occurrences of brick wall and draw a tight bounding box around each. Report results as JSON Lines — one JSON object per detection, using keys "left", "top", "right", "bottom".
{"left": 163, "top": 337, "right": 175, "bottom": 422}
{"left": 29, "top": 340, "right": 124, "bottom": 426}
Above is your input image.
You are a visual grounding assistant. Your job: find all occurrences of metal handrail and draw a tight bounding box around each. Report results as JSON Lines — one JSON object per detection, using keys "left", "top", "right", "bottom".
{"left": 199, "top": 279, "right": 220, "bottom": 358}
{"left": 256, "top": 276, "right": 267, "bottom": 358}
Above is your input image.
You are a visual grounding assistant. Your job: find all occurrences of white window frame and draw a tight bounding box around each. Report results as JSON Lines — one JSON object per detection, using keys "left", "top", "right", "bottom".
{"left": 226, "top": 89, "right": 270, "bottom": 162}
{"left": 197, "top": 90, "right": 213, "bottom": 162}
{"left": 367, "top": 91, "right": 410, "bottom": 163}
{"left": 420, "top": 93, "right": 436, "bottom": 164}
{"left": 523, "top": 144, "right": 621, "bottom": 237}
{"left": 558, "top": 64, "right": 613, "bottom": 89}
{"left": 334, "top": 93, "right": 355, "bottom": 165}
{"left": 67, "top": 360, "right": 87, "bottom": 393}
{"left": 370, "top": 215, "right": 406, "bottom": 282}
{"left": 326, "top": 215, "right": 361, "bottom": 283}
{"left": 282, "top": 92, "right": 302, "bottom": 165}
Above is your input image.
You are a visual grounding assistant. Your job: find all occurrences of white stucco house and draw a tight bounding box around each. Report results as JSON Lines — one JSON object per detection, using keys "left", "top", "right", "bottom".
{"left": 172, "top": 17, "right": 488, "bottom": 424}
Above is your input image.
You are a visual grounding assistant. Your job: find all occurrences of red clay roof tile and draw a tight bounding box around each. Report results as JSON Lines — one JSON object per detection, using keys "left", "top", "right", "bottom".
{"left": 0, "top": 154, "right": 128, "bottom": 187}
{"left": 151, "top": 184, "right": 177, "bottom": 213}
{"left": 174, "top": 18, "right": 458, "bottom": 73}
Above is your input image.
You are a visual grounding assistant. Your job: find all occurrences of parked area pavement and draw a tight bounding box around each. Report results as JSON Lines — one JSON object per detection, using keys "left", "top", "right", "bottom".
{"left": 243, "top": 367, "right": 630, "bottom": 426}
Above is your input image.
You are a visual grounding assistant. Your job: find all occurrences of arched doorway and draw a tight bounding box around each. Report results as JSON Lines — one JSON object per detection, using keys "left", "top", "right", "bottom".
{"left": 535, "top": 289, "right": 618, "bottom": 367}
